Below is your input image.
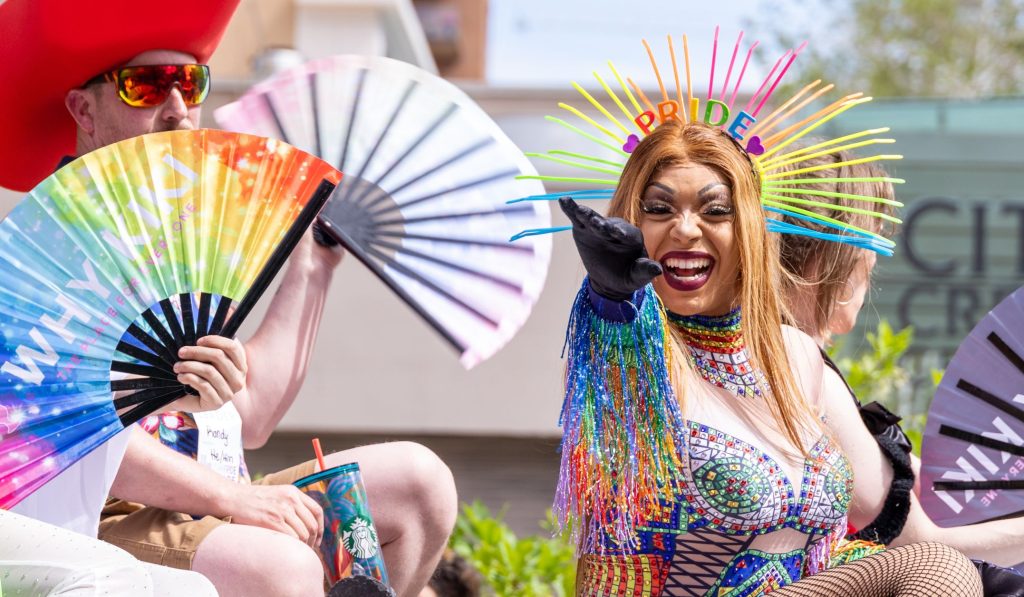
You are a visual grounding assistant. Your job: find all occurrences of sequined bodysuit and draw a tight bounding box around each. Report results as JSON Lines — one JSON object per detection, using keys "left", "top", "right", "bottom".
{"left": 573, "top": 304, "right": 853, "bottom": 597}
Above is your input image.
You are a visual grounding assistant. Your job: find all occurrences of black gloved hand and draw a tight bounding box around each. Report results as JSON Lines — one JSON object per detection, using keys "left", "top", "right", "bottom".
{"left": 559, "top": 197, "right": 662, "bottom": 302}
{"left": 311, "top": 219, "right": 341, "bottom": 249}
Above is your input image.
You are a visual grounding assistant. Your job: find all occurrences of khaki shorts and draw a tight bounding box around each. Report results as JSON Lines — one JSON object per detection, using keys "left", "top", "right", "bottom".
{"left": 98, "top": 459, "right": 318, "bottom": 570}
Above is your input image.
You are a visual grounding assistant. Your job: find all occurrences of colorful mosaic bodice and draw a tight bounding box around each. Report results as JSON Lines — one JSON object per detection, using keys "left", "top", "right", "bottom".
{"left": 667, "top": 308, "right": 768, "bottom": 399}
{"left": 577, "top": 421, "right": 853, "bottom": 597}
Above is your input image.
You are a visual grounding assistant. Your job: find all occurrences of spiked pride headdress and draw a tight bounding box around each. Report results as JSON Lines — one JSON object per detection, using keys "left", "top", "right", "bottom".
{"left": 512, "top": 28, "right": 905, "bottom": 256}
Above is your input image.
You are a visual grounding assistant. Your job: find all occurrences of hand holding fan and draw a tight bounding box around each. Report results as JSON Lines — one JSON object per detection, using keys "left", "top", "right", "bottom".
{"left": 920, "top": 285, "right": 1024, "bottom": 526}
{"left": 0, "top": 129, "right": 338, "bottom": 507}
{"left": 214, "top": 55, "right": 551, "bottom": 369}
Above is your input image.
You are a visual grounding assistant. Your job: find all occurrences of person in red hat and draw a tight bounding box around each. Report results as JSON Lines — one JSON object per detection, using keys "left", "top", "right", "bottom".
{"left": 0, "top": 0, "right": 236, "bottom": 191}
{"left": 1, "top": 0, "right": 244, "bottom": 595}
{"left": 0, "top": 2, "right": 458, "bottom": 596}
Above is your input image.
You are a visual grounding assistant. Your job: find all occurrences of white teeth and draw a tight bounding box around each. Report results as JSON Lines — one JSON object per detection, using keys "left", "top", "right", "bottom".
{"left": 668, "top": 270, "right": 706, "bottom": 281}
{"left": 664, "top": 257, "right": 712, "bottom": 269}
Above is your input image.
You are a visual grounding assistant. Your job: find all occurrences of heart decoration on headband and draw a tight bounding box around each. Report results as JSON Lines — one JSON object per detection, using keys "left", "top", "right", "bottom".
{"left": 508, "top": 27, "right": 906, "bottom": 256}
{"left": 745, "top": 135, "right": 765, "bottom": 156}
{"left": 622, "top": 134, "right": 640, "bottom": 153}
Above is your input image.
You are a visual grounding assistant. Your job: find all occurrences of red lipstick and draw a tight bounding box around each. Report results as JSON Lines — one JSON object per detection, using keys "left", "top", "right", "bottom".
{"left": 659, "top": 251, "right": 715, "bottom": 292}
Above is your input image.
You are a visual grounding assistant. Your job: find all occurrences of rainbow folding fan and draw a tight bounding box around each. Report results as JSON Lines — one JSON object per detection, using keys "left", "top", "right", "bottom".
{"left": 214, "top": 55, "right": 551, "bottom": 368}
{"left": 510, "top": 28, "right": 904, "bottom": 255}
{"left": 920, "top": 285, "right": 1024, "bottom": 527}
{"left": 0, "top": 129, "right": 339, "bottom": 507}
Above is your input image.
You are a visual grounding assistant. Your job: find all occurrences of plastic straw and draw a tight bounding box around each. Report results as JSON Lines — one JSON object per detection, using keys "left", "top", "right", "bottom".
{"left": 594, "top": 70, "right": 638, "bottom": 126}
{"left": 628, "top": 78, "right": 656, "bottom": 114}
{"left": 759, "top": 127, "right": 889, "bottom": 167}
{"left": 683, "top": 34, "right": 693, "bottom": 110}
{"left": 312, "top": 437, "right": 326, "bottom": 472}
{"left": 609, "top": 61, "right": 644, "bottom": 115}
{"left": 558, "top": 103, "right": 624, "bottom": 143}
{"left": 573, "top": 82, "right": 631, "bottom": 136}
{"left": 760, "top": 138, "right": 895, "bottom": 172}
{"left": 749, "top": 82, "right": 834, "bottom": 139}
{"left": 510, "top": 226, "right": 572, "bottom": 241}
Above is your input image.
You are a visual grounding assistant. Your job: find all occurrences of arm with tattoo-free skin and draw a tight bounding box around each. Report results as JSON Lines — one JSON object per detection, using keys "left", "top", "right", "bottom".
{"left": 822, "top": 367, "right": 1024, "bottom": 566}
{"left": 111, "top": 428, "right": 324, "bottom": 547}
{"left": 109, "top": 232, "right": 339, "bottom": 544}
{"left": 229, "top": 232, "right": 342, "bottom": 449}
{"left": 891, "top": 447, "right": 1024, "bottom": 565}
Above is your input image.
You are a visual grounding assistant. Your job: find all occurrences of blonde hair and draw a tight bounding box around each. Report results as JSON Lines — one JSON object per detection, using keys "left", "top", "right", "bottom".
{"left": 608, "top": 120, "right": 819, "bottom": 452}
{"left": 777, "top": 150, "right": 897, "bottom": 340}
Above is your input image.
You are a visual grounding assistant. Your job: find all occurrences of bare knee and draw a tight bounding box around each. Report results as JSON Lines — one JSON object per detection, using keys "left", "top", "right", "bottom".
{"left": 269, "top": 541, "right": 325, "bottom": 597}
{"left": 919, "top": 542, "right": 981, "bottom": 581}
{"left": 392, "top": 442, "right": 458, "bottom": 536}
{"left": 194, "top": 527, "right": 325, "bottom": 597}
{"left": 883, "top": 542, "right": 982, "bottom": 597}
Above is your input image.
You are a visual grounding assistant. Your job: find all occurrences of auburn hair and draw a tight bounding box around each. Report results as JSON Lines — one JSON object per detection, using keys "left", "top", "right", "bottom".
{"left": 776, "top": 150, "right": 897, "bottom": 342}
{"left": 607, "top": 120, "right": 819, "bottom": 452}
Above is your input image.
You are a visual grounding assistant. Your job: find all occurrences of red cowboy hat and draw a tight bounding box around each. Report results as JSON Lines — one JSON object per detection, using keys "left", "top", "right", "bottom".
{"left": 0, "top": 0, "right": 241, "bottom": 192}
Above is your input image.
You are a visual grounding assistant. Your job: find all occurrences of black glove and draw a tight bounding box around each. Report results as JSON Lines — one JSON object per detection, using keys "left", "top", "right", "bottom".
{"left": 559, "top": 197, "right": 662, "bottom": 301}
{"left": 311, "top": 219, "right": 341, "bottom": 249}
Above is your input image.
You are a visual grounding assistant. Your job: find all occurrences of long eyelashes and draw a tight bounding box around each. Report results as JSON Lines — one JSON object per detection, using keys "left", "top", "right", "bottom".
{"left": 641, "top": 203, "right": 733, "bottom": 219}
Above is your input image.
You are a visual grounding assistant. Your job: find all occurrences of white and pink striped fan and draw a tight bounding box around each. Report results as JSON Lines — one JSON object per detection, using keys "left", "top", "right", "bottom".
{"left": 215, "top": 55, "right": 551, "bottom": 368}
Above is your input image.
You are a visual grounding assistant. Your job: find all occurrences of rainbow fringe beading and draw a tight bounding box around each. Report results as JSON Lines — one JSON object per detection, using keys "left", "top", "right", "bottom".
{"left": 829, "top": 539, "right": 886, "bottom": 568}
{"left": 556, "top": 281, "right": 686, "bottom": 552}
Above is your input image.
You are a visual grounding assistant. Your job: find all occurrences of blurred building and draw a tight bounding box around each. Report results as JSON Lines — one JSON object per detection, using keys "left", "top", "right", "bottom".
{"left": 206, "top": 0, "right": 485, "bottom": 81}
{"left": 825, "top": 100, "right": 1024, "bottom": 354}
{"left": 819, "top": 100, "right": 1024, "bottom": 416}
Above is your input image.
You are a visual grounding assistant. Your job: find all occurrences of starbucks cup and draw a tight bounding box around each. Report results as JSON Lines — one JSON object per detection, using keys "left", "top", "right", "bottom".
{"left": 293, "top": 463, "right": 389, "bottom": 585}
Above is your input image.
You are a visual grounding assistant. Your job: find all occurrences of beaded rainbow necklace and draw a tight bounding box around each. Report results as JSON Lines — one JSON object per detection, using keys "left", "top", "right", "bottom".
{"left": 667, "top": 307, "right": 768, "bottom": 399}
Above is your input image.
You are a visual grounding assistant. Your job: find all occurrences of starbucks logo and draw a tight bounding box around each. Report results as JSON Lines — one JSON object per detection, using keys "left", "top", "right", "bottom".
{"left": 342, "top": 516, "right": 379, "bottom": 559}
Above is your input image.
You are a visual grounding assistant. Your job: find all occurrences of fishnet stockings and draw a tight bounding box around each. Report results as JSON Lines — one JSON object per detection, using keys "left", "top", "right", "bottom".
{"left": 773, "top": 542, "right": 982, "bottom": 597}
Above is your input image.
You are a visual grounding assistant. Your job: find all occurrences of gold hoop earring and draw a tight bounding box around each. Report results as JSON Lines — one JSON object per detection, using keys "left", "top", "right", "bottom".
{"left": 836, "top": 280, "right": 856, "bottom": 306}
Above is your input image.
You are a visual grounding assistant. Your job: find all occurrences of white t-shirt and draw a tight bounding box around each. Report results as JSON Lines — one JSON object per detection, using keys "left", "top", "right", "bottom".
{"left": 12, "top": 428, "right": 131, "bottom": 537}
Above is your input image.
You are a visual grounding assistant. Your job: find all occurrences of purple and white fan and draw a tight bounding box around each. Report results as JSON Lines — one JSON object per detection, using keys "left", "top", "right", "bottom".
{"left": 920, "top": 285, "right": 1024, "bottom": 527}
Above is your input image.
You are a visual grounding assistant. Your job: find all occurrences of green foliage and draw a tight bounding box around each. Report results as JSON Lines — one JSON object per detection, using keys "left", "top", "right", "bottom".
{"left": 450, "top": 501, "right": 576, "bottom": 597}
{"left": 753, "top": 0, "right": 1024, "bottom": 98}
{"left": 829, "top": 319, "right": 914, "bottom": 409}
{"left": 829, "top": 320, "right": 945, "bottom": 455}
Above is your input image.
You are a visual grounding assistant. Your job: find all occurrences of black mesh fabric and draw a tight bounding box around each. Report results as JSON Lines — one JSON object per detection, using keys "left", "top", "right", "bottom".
{"left": 773, "top": 542, "right": 982, "bottom": 597}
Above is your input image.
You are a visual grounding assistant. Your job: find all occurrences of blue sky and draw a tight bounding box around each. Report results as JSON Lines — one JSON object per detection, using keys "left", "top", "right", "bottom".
{"left": 486, "top": 0, "right": 838, "bottom": 89}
